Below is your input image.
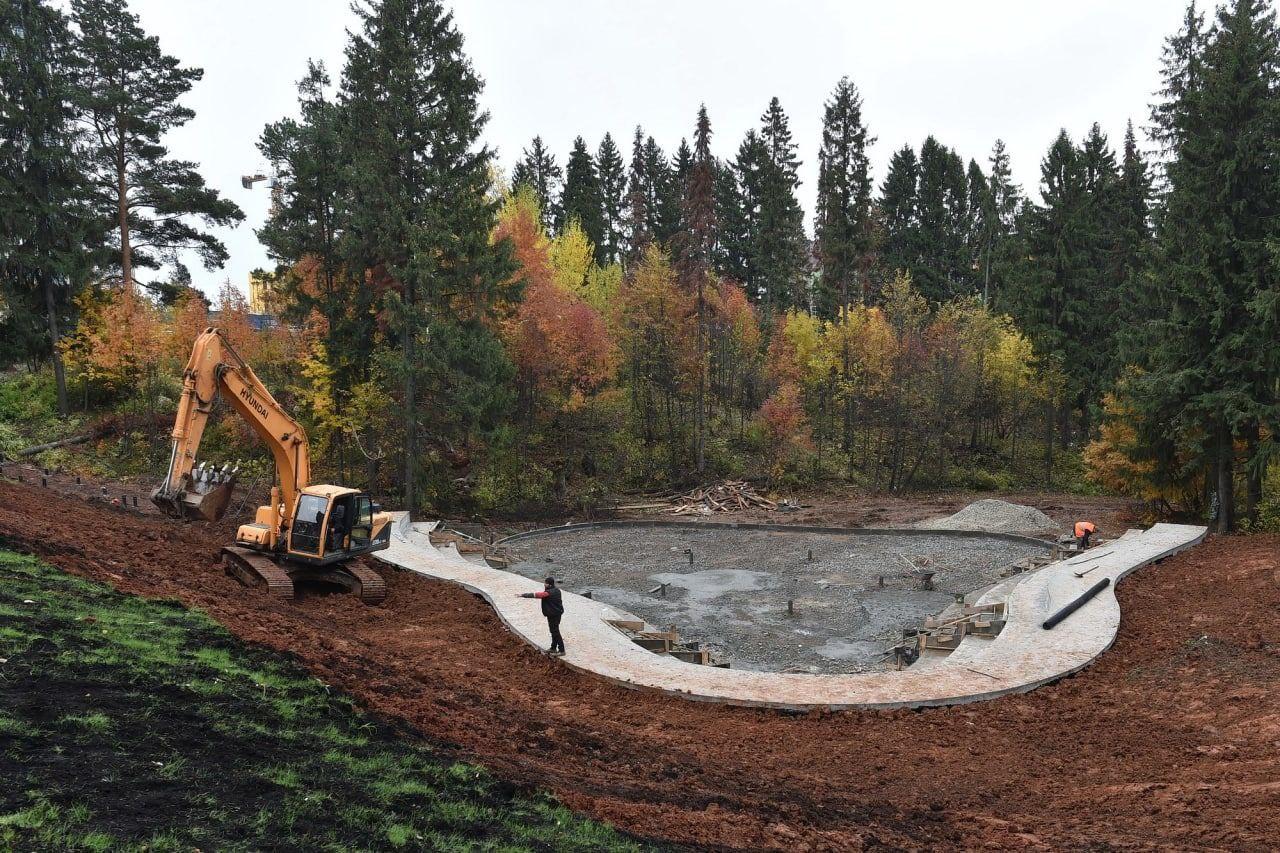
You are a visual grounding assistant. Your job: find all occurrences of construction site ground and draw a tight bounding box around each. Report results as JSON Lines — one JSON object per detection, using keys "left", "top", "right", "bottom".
{"left": 0, "top": 477, "right": 1276, "bottom": 850}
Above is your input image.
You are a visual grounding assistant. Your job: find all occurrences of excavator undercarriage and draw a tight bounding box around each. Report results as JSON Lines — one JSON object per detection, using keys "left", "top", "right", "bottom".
{"left": 221, "top": 545, "right": 387, "bottom": 605}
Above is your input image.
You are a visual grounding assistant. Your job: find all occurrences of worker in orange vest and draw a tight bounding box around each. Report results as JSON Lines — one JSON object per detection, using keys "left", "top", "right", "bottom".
{"left": 1074, "top": 520, "right": 1098, "bottom": 550}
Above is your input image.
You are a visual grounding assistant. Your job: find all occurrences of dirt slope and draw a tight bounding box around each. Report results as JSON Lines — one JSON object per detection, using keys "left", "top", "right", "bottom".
{"left": 0, "top": 479, "right": 1276, "bottom": 850}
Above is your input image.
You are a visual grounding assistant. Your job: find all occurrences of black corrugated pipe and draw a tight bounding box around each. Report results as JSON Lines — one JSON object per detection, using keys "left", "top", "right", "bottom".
{"left": 1042, "top": 578, "right": 1112, "bottom": 630}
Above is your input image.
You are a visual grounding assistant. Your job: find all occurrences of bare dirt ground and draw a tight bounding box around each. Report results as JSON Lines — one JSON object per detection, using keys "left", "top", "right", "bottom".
{"left": 1, "top": 477, "right": 1276, "bottom": 850}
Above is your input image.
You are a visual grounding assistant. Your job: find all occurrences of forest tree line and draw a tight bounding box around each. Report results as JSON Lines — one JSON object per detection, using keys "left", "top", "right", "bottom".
{"left": 2, "top": 0, "right": 1278, "bottom": 531}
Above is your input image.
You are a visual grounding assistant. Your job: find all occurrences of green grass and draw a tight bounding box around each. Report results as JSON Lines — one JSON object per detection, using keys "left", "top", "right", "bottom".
{"left": 0, "top": 548, "right": 658, "bottom": 852}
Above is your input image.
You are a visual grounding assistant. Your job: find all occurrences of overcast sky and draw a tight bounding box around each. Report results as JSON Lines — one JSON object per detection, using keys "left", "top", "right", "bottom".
{"left": 120, "top": 0, "right": 1191, "bottom": 299}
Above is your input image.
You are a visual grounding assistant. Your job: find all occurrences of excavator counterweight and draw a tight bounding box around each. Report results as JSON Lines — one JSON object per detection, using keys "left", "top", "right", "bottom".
{"left": 153, "top": 327, "right": 392, "bottom": 604}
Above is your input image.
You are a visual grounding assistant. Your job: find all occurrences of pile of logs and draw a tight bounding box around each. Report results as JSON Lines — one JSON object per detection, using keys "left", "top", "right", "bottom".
{"left": 670, "top": 480, "right": 776, "bottom": 514}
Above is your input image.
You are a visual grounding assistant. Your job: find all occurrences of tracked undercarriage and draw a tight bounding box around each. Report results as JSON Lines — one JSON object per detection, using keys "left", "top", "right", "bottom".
{"left": 222, "top": 544, "right": 387, "bottom": 605}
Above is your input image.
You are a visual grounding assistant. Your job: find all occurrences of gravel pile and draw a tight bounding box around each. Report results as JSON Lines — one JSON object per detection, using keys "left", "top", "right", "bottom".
{"left": 917, "top": 499, "right": 1058, "bottom": 536}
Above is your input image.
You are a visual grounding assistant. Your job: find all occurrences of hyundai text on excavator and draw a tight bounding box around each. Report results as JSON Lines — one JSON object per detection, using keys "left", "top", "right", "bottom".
{"left": 152, "top": 327, "right": 391, "bottom": 603}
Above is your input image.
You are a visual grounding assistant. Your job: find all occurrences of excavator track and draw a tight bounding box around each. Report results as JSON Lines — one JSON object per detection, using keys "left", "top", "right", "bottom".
{"left": 340, "top": 561, "right": 387, "bottom": 605}
{"left": 222, "top": 545, "right": 295, "bottom": 599}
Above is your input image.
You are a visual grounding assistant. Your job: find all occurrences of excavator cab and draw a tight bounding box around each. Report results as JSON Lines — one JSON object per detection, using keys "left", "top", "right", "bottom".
{"left": 280, "top": 487, "right": 391, "bottom": 565}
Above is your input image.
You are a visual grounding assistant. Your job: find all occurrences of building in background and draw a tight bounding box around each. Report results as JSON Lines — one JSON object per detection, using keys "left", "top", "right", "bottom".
{"left": 248, "top": 273, "right": 279, "bottom": 316}
{"left": 246, "top": 273, "right": 280, "bottom": 331}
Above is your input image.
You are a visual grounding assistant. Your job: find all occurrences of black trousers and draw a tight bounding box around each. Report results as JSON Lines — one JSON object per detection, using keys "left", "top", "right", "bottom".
{"left": 546, "top": 615, "right": 565, "bottom": 653}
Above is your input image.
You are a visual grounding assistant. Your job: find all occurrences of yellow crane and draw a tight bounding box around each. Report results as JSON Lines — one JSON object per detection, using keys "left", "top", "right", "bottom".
{"left": 152, "top": 327, "right": 391, "bottom": 603}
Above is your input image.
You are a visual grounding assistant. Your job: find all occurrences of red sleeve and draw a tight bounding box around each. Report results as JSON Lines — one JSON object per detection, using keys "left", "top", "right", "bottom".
{"left": 533, "top": 590, "right": 550, "bottom": 599}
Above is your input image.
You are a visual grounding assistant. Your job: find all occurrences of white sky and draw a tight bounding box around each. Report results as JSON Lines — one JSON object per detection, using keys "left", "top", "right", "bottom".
{"left": 119, "top": 0, "right": 1191, "bottom": 299}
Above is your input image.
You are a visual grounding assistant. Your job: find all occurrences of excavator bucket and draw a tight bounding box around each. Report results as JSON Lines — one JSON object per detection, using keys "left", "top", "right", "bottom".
{"left": 151, "top": 468, "right": 238, "bottom": 522}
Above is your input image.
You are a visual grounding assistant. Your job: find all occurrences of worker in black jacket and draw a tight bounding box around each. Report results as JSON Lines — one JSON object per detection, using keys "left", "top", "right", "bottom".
{"left": 518, "top": 576, "right": 565, "bottom": 656}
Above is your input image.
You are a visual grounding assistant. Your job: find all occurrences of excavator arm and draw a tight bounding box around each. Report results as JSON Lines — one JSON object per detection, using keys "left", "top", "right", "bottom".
{"left": 152, "top": 327, "right": 310, "bottom": 524}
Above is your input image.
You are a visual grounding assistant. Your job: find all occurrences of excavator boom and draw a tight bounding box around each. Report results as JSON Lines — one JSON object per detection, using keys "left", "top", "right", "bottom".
{"left": 152, "top": 327, "right": 310, "bottom": 525}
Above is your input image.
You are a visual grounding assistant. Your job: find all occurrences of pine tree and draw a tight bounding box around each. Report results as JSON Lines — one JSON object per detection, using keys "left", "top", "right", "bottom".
{"left": 557, "top": 136, "right": 605, "bottom": 258}
{"left": 511, "top": 135, "right": 562, "bottom": 233}
{"left": 71, "top": 0, "right": 243, "bottom": 293}
{"left": 341, "top": 0, "right": 517, "bottom": 511}
{"left": 596, "top": 132, "right": 626, "bottom": 265}
{"left": 814, "top": 77, "right": 875, "bottom": 316}
{"left": 0, "top": 0, "right": 94, "bottom": 414}
{"left": 878, "top": 144, "right": 920, "bottom": 287}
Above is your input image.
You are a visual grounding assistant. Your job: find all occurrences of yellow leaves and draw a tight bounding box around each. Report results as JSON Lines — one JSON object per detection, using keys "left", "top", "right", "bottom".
{"left": 1084, "top": 385, "right": 1160, "bottom": 500}
{"left": 985, "top": 322, "right": 1036, "bottom": 398}
{"left": 548, "top": 219, "right": 594, "bottom": 295}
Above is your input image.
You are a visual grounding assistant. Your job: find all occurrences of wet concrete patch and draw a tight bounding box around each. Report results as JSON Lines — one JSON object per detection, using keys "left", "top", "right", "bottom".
{"left": 505, "top": 525, "right": 1050, "bottom": 673}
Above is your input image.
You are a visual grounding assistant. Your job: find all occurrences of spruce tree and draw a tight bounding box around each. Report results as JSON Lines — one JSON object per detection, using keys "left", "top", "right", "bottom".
{"left": 814, "top": 77, "right": 875, "bottom": 315}
{"left": 0, "top": 0, "right": 93, "bottom": 413}
{"left": 341, "top": 0, "right": 517, "bottom": 511}
{"left": 511, "top": 135, "right": 562, "bottom": 233}
{"left": 1149, "top": 0, "right": 1280, "bottom": 530}
{"left": 557, "top": 136, "right": 605, "bottom": 255}
{"left": 680, "top": 106, "right": 717, "bottom": 474}
{"left": 624, "top": 126, "right": 650, "bottom": 261}
{"left": 1150, "top": 2, "right": 1210, "bottom": 189}
{"left": 642, "top": 136, "right": 679, "bottom": 246}
{"left": 722, "top": 131, "right": 768, "bottom": 298}
{"left": 1077, "top": 122, "right": 1123, "bottom": 430}
{"left": 982, "top": 139, "right": 1022, "bottom": 307}
{"left": 1010, "top": 130, "right": 1092, "bottom": 446}
{"left": 658, "top": 139, "right": 689, "bottom": 244}
{"left": 915, "top": 136, "right": 964, "bottom": 301}
{"left": 878, "top": 144, "right": 920, "bottom": 285}
{"left": 71, "top": 0, "right": 242, "bottom": 293}
{"left": 596, "top": 132, "right": 626, "bottom": 265}
{"left": 755, "top": 97, "right": 808, "bottom": 313}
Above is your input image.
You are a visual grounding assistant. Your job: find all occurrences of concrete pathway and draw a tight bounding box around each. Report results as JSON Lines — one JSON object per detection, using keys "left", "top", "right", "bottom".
{"left": 373, "top": 515, "right": 1205, "bottom": 711}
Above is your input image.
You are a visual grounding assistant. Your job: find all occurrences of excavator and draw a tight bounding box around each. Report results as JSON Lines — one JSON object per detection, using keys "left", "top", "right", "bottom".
{"left": 152, "top": 327, "right": 391, "bottom": 604}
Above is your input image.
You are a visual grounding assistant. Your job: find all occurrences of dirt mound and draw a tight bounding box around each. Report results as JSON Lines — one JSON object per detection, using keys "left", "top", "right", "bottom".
{"left": 1, "top": 477, "right": 1276, "bottom": 850}
{"left": 917, "top": 498, "right": 1059, "bottom": 535}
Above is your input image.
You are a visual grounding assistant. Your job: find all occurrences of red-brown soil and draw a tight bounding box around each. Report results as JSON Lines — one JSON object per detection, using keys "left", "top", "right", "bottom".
{"left": 1, "top": 477, "right": 1275, "bottom": 850}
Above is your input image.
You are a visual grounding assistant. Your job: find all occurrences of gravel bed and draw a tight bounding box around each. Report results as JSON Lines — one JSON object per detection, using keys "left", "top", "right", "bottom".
{"left": 506, "top": 525, "right": 1050, "bottom": 673}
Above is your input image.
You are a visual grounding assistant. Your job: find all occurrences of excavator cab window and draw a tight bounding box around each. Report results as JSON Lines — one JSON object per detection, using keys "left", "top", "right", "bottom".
{"left": 351, "top": 496, "right": 373, "bottom": 545}
{"left": 291, "top": 493, "right": 328, "bottom": 555}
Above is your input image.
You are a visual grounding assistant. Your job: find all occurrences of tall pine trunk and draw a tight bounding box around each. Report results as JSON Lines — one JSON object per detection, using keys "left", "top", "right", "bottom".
{"left": 116, "top": 131, "right": 133, "bottom": 292}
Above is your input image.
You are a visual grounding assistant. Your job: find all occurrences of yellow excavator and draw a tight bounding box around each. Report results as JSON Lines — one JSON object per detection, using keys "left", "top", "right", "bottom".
{"left": 152, "top": 327, "right": 391, "bottom": 604}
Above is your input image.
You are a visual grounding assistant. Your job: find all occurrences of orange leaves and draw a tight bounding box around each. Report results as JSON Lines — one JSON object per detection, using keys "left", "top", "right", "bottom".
{"left": 759, "top": 382, "right": 813, "bottom": 464}
{"left": 509, "top": 276, "right": 617, "bottom": 396}
{"left": 498, "top": 187, "right": 617, "bottom": 398}
{"left": 64, "top": 286, "right": 164, "bottom": 388}
{"left": 168, "top": 289, "right": 209, "bottom": 360}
